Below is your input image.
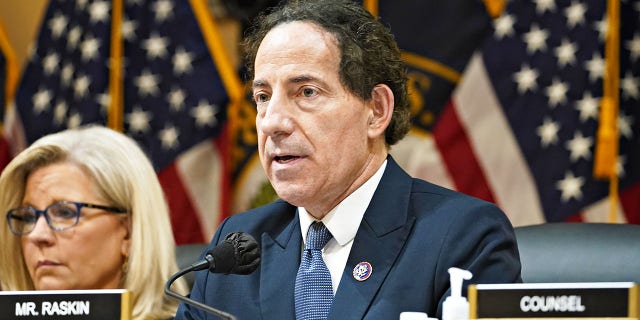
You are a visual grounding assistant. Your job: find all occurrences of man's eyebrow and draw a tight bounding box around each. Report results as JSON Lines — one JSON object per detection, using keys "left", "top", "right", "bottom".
{"left": 252, "top": 75, "right": 329, "bottom": 89}
{"left": 252, "top": 79, "right": 268, "bottom": 89}
{"left": 291, "top": 75, "right": 331, "bottom": 88}
{"left": 291, "top": 75, "right": 315, "bottom": 83}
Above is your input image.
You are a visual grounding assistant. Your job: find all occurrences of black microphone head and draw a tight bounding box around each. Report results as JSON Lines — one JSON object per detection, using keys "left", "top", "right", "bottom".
{"left": 223, "top": 232, "right": 261, "bottom": 275}
{"left": 206, "top": 241, "right": 237, "bottom": 273}
{"left": 206, "top": 232, "right": 261, "bottom": 274}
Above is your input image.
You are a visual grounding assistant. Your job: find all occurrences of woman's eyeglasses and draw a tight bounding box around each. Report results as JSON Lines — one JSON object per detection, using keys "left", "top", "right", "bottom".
{"left": 6, "top": 201, "right": 127, "bottom": 236}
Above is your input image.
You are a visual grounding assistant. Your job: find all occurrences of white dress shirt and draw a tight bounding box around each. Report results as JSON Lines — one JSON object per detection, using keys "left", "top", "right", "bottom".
{"left": 298, "top": 160, "right": 387, "bottom": 294}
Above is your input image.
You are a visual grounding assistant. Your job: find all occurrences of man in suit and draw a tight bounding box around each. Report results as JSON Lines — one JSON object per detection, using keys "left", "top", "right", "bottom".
{"left": 174, "top": 1, "right": 521, "bottom": 319}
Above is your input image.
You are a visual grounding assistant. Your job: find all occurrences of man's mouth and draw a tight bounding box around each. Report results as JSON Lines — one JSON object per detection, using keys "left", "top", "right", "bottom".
{"left": 274, "top": 155, "right": 301, "bottom": 163}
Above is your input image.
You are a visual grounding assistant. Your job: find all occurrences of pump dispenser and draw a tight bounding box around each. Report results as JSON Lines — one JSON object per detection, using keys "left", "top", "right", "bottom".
{"left": 442, "top": 267, "right": 473, "bottom": 320}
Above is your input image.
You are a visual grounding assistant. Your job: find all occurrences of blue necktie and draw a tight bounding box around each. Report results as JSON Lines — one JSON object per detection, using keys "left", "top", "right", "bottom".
{"left": 295, "top": 222, "right": 334, "bottom": 320}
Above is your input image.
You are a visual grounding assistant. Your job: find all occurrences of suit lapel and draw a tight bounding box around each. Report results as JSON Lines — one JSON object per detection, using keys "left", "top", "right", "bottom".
{"left": 259, "top": 207, "right": 301, "bottom": 319}
{"left": 330, "top": 157, "right": 416, "bottom": 319}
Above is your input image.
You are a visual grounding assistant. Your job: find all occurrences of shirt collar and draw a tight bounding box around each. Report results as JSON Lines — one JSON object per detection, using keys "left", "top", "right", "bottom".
{"left": 299, "top": 160, "right": 387, "bottom": 246}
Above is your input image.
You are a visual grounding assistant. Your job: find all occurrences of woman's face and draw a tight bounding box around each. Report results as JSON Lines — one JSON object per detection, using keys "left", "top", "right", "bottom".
{"left": 20, "top": 162, "right": 130, "bottom": 290}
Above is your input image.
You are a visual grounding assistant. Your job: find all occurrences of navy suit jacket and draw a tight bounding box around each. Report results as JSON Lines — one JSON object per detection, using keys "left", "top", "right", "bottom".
{"left": 175, "top": 157, "right": 521, "bottom": 319}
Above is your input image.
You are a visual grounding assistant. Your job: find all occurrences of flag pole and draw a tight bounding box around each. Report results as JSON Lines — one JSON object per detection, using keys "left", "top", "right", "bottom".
{"left": 0, "top": 21, "right": 18, "bottom": 109}
{"left": 363, "top": 0, "right": 378, "bottom": 18}
{"left": 594, "top": 0, "right": 620, "bottom": 223}
{"left": 482, "top": 0, "right": 506, "bottom": 19}
{"left": 108, "top": 0, "right": 124, "bottom": 132}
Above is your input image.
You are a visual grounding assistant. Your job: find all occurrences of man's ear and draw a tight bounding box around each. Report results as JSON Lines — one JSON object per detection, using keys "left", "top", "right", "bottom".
{"left": 367, "top": 84, "right": 394, "bottom": 139}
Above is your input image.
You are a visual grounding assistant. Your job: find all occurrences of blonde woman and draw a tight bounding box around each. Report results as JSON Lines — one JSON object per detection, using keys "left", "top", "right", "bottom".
{"left": 0, "top": 125, "right": 187, "bottom": 319}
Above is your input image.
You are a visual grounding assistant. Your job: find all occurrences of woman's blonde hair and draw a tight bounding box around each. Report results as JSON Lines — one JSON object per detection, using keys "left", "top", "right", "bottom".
{"left": 0, "top": 125, "right": 187, "bottom": 319}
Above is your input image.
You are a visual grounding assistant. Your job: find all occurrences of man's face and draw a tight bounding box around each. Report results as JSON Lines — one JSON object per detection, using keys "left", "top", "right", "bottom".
{"left": 252, "top": 21, "right": 376, "bottom": 217}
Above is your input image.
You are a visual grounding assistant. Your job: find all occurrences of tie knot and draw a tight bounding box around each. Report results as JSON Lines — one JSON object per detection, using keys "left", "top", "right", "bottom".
{"left": 305, "top": 222, "right": 332, "bottom": 250}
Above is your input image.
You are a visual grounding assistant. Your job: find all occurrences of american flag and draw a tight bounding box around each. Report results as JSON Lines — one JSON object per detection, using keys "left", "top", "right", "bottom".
{"left": 388, "top": 0, "right": 640, "bottom": 225}
{"left": 11, "top": 0, "right": 242, "bottom": 243}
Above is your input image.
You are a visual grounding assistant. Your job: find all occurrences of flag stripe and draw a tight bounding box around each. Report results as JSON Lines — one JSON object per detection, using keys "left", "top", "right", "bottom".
{"left": 175, "top": 125, "right": 230, "bottom": 240}
{"left": 391, "top": 133, "right": 456, "bottom": 191}
{"left": 620, "top": 183, "right": 640, "bottom": 224}
{"left": 453, "top": 54, "right": 546, "bottom": 226}
{"left": 159, "top": 164, "right": 205, "bottom": 243}
{"left": 434, "top": 100, "right": 496, "bottom": 204}
{"left": 581, "top": 196, "right": 627, "bottom": 223}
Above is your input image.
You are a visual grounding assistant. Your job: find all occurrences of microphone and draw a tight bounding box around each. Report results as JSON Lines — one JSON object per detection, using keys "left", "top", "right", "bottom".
{"left": 165, "top": 232, "right": 261, "bottom": 320}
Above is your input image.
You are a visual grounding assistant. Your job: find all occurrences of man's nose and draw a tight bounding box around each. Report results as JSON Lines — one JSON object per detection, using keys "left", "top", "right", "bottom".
{"left": 258, "top": 92, "right": 295, "bottom": 137}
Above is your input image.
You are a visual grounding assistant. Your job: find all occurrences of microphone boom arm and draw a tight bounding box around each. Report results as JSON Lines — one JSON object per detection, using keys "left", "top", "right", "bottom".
{"left": 164, "top": 264, "right": 237, "bottom": 320}
{"left": 165, "top": 232, "right": 260, "bottom": 320}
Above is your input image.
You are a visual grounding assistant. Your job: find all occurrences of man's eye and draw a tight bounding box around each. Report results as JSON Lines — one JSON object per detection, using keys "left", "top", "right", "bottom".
{"left": 302, "top": 88, "right": 316, "bottom": 97}
{"left": 254, "top": 93, "right": 269, "bottom": 103}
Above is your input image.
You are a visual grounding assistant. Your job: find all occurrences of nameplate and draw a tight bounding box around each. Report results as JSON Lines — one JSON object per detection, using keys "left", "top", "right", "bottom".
{"left": 0, "top": 289, "right": 131, "bottom": 319}
{"left": 468, "top": 282, "right": 639, "bottom": 318}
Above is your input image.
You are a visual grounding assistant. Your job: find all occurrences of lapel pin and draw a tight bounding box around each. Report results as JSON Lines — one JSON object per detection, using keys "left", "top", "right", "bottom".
{"left": 353, "top": 261, "right": 372, "bottom": 281}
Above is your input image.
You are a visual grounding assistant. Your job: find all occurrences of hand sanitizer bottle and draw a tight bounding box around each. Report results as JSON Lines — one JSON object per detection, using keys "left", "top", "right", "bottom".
{"left": 442, "top": 267, "right": 472, "bottom": 320}
{"left": 400, "top": 311, "right": 438, "bottom": 320}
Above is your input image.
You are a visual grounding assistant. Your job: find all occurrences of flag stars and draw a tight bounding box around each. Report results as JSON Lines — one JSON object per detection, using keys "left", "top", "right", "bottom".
{"left": 32, "top": 89, "right": 52, "bottom": 114}
{"left": 67, "top": 26, "right": 82, "bottom": 50}
{"left": 523, "top": 24, "right": 548, "bottom": 54}
{"left": 167, "top": 88, "right": 186, "bottom": 111}
{"left": 575, "top": 92, "right": 599, "bottom": 122}
{"left": 554, "top": 39, "right": 578, "bottom": 67}
{"left": 27, "top": 45, "right": 37, "bottom": 61}
{"left": 618, "top": 113, "right": 634, "bottom": 139}
{"left": 159, "top": 125, "right": 180, "bottom": 150}
{"left": 76, "top": 0, "right": 89, "bottom": 10}
{"left": 53, "top": 100, "right": 68, "bottom": 125}
{"left": 80, "top": 36, "right": 101, "bottom": 61}
{"left": 42, "top": 52, "right": 60, "bottom": 75}
{"left": 545, "top": 78, "right": 569, "bottom": 107}
{"left": 536, "top": 117, "right": 560, "bottom": 147}
{"left": 173, "top": 47, "right": 194, "bottom": 75}
{"left": 584, "top": 52, "right": 604, "bottom": 82}
{"left": 142, "top": 33, "right": 169, "bottom": 59}
{"left": 97, "top": 92, "right": 110, "bottom": 113}
{"left": 122, "top": 18, "right": 138, "bottom": 41}
{"left": 88, "top": 1, "right": 110, "bottom": 24}
{"left": 127, "top": 107, "right": 153, "bottom": 133}
{"left": 565, "top": 131, "right": 593, "bottom": 162}
{"left": 61, "top": 63, "right": 75, "bottom": 87}
{"left": 73, "top": 75, "right": 91, "bottom": 99}
{"left": 153, "top": 0, "right": 174, "bottom": 22}
{"left": 134, "top": 69, "right": 160, "bottom": 96}
{"left": 564, "top": 1, "right": 587, "bottom": 28}
{"left": 556, "top": 171, "right": 585, "bottom": 202}
{"left": 513, "top": 64, "right": 539, "bottom": 93}
{"left": 534, "top": 0, "right": 556, "bottom": 14}
{"left": 191, "top": 100, "right": 218, "bottom": 127}
{"left": 593, "top": 18, "right": 608, "bottom": 42}
{"left": 494, "top": 14, "right": 516, "bottom": 39}
{"left": 48, "top": 12, "right": 68, "bottom": 39}
{"left": 626, "top": 33, "right": 640, "bottom": 62}
{"left": 67, "top": 112, "right": 82, "bottom": 129}
{"left": 621, "top": 72, "right": 639, "bottom": 100}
